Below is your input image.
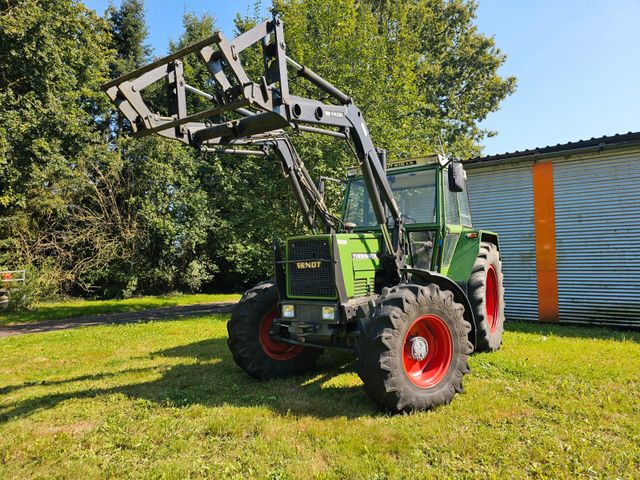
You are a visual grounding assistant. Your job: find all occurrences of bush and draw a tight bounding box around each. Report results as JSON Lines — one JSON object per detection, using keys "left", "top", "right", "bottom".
{"left": 5, "top": 264, "right": 63, "bottom": 311}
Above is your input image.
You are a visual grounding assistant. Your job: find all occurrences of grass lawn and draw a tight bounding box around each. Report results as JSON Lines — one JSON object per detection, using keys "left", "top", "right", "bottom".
{"left": 0, "top": 317, "right": 639, "bottom": 479}
{"left": 0, "top": 293, "right": 241, "bottom": 326}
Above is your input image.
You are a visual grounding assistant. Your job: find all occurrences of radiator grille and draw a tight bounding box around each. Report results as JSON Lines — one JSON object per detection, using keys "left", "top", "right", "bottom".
{"left": 287, "top": 238, "right": 336, "bottom": 298}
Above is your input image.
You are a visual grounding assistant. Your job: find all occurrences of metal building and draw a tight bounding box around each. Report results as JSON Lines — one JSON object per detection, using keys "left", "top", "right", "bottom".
{"left": 465, "top": 132, "right": 640, "bottom": 327}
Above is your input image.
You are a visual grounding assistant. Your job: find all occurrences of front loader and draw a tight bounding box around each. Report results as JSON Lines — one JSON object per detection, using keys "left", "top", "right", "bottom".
{"left": 102, "top": 16, "right": 505, "bottom": 412}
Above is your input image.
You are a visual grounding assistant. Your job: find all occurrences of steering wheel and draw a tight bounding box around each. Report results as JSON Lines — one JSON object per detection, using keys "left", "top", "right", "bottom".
{"left": 401, "top": 213, "right": 417, "bottom": 224}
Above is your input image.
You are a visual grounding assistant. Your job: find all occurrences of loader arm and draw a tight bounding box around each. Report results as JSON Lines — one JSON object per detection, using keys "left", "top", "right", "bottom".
{"left": 101, "top": 15, "right": 405, "bottom": 280}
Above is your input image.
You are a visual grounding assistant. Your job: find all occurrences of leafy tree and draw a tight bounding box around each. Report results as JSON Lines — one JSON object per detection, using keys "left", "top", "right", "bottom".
{"left": 0, "top": 0, "right": 111, "bottom": 209}
{"left": 81, "top": 136, "right": 218, "bottom": 297}
{"left": 208, "top": 0, "right": 515, "bottom": 284}
{"left": 165, "top": 13, "right": 314, "bottom": 289}
{"left": 0, "top": 0, "right": 214, "bottom": 299}
{"left": 106, "top": 0, "right": 151, "bottom": 77}
{"left": 92, "top": 11, "right": 221, "bottom": 297}
{"left": 0, "top": 0, "right": 516, "bottom": 301}
{"left": 272, "top": 0, "right": 515, "bottom": 158}
{"left": 0, "top": 0, "right": 113, "bottom": 300}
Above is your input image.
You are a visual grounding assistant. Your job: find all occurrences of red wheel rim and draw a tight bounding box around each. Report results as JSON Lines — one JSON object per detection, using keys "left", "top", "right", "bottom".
{"left": 259, "top": 310, "right": 304, "bottom": 360}
{"left": 402, "top": 315, "right": 453, "bottom": 388}
{"left": 486, "top": 265, "right": 499, "bottom": 333}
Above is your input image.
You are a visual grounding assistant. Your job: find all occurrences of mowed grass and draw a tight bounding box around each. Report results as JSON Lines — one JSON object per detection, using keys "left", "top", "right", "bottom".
{"left": 0, "top": 293, "right": 241, "bottom": 326}
{"left": 0, "top": 318, "right": 639, "bottom": 479}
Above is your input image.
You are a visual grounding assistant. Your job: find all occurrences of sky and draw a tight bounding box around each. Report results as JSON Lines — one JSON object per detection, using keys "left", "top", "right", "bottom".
{"left": 83, "top": 0, "right": 640, "bottom": 156}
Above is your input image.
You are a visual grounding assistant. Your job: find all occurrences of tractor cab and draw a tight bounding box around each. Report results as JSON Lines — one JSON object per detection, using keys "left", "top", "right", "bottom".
{"left": 273, "top": 156, "right": 493, "bottom": 346}
{"left": 342, "top": 156, "right": 476, "bottom": 277}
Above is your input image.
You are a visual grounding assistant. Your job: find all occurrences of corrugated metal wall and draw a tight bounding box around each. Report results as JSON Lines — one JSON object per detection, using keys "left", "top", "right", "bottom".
{"left": 466, "top": 163, "right": 538, "bottom": 320}
{"left": 553, "top": 150, "right": 640, "bottom": 326}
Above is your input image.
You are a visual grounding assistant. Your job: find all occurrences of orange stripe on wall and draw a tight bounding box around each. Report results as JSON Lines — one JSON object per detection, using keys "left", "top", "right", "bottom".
{"left": 532, "top": 162, "right": 559, "bottom": 322}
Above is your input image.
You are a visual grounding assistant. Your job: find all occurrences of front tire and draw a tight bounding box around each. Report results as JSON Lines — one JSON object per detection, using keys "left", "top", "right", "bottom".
{"left": 227, "top": 282, "right": 321, "bottom": 379}
{"left": 469, "top": 242, "right": 505, "bottom": 352}
{"left": 356, "top": 284, "right": 473, "bottom": 412}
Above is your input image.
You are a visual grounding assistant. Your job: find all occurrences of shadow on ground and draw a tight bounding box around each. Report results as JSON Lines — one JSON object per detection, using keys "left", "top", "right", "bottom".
{"left": 0, "top": 301, "right": 182, "bottom": 326}
{"left": 506, "top": 320, "right": 640, "bottom": 343}
{"left": 0, "top": 338, "right": 381, "bottom": 422}
{"left": 0, "top": 304, "right": 234, "bottom": 336}
{"left": 4, "top": 321, "right": 638, "bottom": 423}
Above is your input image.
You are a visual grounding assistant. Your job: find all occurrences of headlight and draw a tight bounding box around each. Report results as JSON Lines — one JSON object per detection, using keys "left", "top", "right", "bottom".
{"left": 322, "top": 306, "right": 336, "bottom": 321}
{"left": 282, "top": 304, "right": 295, "bottom": 318}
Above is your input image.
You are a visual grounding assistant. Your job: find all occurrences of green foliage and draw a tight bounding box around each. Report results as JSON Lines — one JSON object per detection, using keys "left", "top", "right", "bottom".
{"left": 3, "top": 262, "right": 62, "bottom": 311}
{"left": 0, "top": 0, "right": 515, "bottom": 300}
{"left": 106, "top": 0, "right": 151, "bottom": 77}
{"left": 95, "top": 136, "right": 219, "bottom": 296}
{"left": 0, "top": 0, "right": 113, "bottom": 300}
{"left": 0, "top": 2, "right": 220, "bottom": 300}
{"left": 0, "top": 0, "right": 111, "bottom": 208}
{"left": 214, "top": 0, "right": 516, "bottom": 281}
{"left": 273, "top": 0, "right": 515, "bottom": 158}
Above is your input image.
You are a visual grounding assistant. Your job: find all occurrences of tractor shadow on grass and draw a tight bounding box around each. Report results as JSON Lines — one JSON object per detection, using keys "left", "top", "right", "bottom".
{"left": 0, "top": 338, "right": 383, "bottom": 422}
{"left": 505, "top": 320, "right": 640, "bottom": 343}
{"left": 4, "top": 321, "right": 638, "bottom": 423}
{"left": 141, "top": 338, "right": 381, "bottom": 418}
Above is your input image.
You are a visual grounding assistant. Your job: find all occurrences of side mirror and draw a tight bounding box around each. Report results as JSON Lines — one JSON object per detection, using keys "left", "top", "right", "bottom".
{"left": 448, "top": 162, "right": 466, "bottom": 192}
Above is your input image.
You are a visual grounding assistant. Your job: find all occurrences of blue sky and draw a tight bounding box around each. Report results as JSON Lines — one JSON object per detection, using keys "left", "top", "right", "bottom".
{"left": 84, "top": 0, "right": 640, "bottom": 155}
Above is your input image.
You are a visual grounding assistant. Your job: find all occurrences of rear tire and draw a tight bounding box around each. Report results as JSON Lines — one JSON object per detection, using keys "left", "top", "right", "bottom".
{"left": 227, "top": 281, "right": 321, "bottom": 379}
{"left": 356, "top": 284, "right": 473, "bottom": 412}
{"left": 469, "top": 242, "right": 505, "bottom": 352}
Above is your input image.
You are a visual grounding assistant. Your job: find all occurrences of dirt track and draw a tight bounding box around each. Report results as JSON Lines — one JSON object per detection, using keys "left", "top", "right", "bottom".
{"left": 0, "top": 302, "right": 235, "bottom": 338}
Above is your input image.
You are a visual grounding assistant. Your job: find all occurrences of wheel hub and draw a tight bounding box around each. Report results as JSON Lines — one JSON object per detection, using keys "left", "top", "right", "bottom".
{"left": 402, "top": 315, "right": 453, "bottom": 388}
{"left": 409, "top": 336, "right": 429, "bottom": 361}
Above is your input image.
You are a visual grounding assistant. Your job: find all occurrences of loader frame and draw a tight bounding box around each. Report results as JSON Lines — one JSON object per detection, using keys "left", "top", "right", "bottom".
{"left": 102, "top": 16, "right": 406, "bottom": 285}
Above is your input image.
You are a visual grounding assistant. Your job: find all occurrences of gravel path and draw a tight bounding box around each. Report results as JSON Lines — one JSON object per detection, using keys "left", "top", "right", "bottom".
{"left": 0, "top": 302, "right": 235, "bottom": 338}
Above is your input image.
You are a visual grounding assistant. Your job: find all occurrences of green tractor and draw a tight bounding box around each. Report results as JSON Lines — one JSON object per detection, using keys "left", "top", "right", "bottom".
{"left": 103, "top": 16, "right": 505, "bottom": 412}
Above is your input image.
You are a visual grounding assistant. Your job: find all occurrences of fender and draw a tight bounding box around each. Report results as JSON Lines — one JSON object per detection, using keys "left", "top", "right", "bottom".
{"left": 479, "top": 230, "right": 500, "bottom": 250}
{"left": 403, "top": 268, "right": 477, "bottom": 349}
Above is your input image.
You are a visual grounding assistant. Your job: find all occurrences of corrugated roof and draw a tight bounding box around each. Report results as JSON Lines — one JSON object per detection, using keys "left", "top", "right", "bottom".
{"left": 468, "top": 131, "right": 640, "bottom": 165}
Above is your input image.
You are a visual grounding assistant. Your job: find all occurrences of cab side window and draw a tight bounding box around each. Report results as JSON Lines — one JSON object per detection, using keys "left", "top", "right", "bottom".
{"left": 409, "top": 231, "right": 435, "bottom": 270}
{"left": 445, "top": 185, "right": 460, "bottom": 225}
{"left": 458, "top": 188, "right": 472, "bottom": 227}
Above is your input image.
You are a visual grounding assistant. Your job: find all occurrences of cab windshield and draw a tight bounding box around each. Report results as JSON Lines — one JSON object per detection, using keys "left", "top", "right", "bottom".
{"left": 343, "top": 169, "right": 437, "bottom": 228}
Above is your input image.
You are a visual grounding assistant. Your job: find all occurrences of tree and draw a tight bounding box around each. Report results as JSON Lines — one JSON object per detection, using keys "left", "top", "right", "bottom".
{"left": 90, "top": 11, "right": 222, "bottom": 297}
{"left": 272, "top": 0, "right": 515, "bottom": 158}
{"left": 0, "top": 0, "right": 214, "bottom": 299}
{"left": 0, "top": 0, "right": 112, "bottom": 209}
{"left": 106, "top": 0, "right": 151, "bottom": 77}
{"left": 0, "top": 0, "right": 516, "bottom": 302}
{"left": 0, "top": 0, "right": 113, "bottom": 299}
{"left": 209, "top": 0, "right": 516, "bottom": 284}
{"left": 167, "top": 13, "right": 316, "bottom": 290}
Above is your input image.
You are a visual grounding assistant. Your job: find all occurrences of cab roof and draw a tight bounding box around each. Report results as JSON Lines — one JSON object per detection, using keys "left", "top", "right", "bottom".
{"left": 347, "top": 155, "right": 439, "bottom": 177}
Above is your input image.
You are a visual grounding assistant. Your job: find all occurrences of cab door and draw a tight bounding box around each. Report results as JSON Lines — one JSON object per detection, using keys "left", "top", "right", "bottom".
{"left": 438, "top": 166, "right": 466, "bottom": 275}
